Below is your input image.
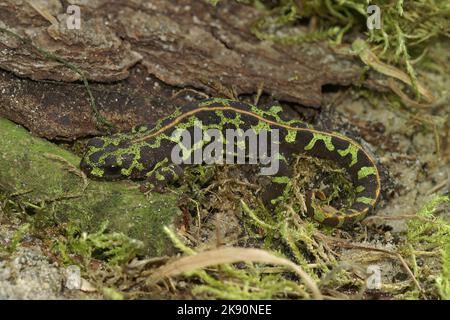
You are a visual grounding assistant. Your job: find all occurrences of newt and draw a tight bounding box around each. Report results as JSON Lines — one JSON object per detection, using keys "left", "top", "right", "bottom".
{"left": 80, "top": 98, "right": 381, "bottom": 227}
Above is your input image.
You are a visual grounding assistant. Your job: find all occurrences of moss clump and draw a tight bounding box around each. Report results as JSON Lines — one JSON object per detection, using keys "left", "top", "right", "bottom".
{"left": 0, "top": 117, "right": 181, "bottom": 257}
{"left": 405, "top": 195, "right": 450, "bottom": 299}
{"left": 163, "top": 227, "right": 314, "bottom": 299}
{"left": 436, "top": 244, "right": 450, "bottom": 299}
{"left": 55, "top": 221, "right": 144, "bottom": 267}
{"left": 0, "top": 223, "right": 30, "bottom": 255}
{"left": 155, "top": 154, "right": 357, "bottom": 299}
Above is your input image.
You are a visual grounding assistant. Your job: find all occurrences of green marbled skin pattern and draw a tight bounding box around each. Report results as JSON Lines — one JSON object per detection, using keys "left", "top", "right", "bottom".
{"left": 80, "top": 98, "right": 381, "bottom": 227}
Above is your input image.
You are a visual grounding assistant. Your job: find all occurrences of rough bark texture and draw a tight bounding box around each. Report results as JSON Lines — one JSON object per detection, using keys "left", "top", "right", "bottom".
{"left": 0, "top": 67, "right": 178, "bottom": 139}
{"left": 0, "top": 0, "right": 371, "bottom": 139}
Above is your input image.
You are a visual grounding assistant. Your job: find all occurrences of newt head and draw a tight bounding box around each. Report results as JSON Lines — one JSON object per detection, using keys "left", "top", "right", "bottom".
{"left": 80, "top": 131, "right": 156, "bottom": 181}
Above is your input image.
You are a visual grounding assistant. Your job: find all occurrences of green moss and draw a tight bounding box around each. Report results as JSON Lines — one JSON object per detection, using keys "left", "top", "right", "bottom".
{"left": 436, "top": 244, "right": 450, "bottom": 300}
{"left": 0, "top": 118, "right": 181, "bottom": 257}
{"left": 164, "top": 227, "right": 313, "bottom": 299}
{"left": 55, "top": 221, "right": 144, "bottom": 266}
{"left": 406, "top": 195, "right": 450, "bottom": 299}
{"left": 271, "top": 176, "right": 290, "bottom": 184}
{"left": 0, "top": 223, "right": 30, "bottom": 255}
{"left": 102, "top": 287, "right": 124, "bottom": 300}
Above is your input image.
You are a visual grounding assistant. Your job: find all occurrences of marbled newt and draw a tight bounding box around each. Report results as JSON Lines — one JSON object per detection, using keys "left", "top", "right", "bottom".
{"left": 80, "top": 98, "right": 381, "bottom": 227}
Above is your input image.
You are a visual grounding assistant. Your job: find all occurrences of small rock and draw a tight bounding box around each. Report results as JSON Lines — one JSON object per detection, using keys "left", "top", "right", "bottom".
{"left": 64, "top": 265, "right": 81, "bottom": 290}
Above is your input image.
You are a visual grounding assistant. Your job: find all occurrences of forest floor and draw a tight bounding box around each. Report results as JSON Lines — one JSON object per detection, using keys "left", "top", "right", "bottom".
{"left": 0, "top": 0, "right": 449, "bottom": 300}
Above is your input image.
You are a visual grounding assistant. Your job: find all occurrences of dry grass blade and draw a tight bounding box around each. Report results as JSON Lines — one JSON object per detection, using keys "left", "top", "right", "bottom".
{"left": 27, "top": 0, "right": 58, "bottom": 26}
{"left": 353, "top": 39, "right": 435, "bottom": 102}
{"left": 148, "top": 247, "right": 322, "bottom": 300}
{"left": 387, "top": 79, "right": 436, "bottom": 109}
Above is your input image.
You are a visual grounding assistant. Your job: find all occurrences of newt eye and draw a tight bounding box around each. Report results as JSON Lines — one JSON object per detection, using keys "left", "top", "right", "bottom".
{"left": 102, "top": 164, "right": 124, "bottom": 179}
{"left": 102, "top": 155, "right": 124, "bottom": 178}
{"left": 105, "top": 164, "right": 121, "bottom": 174}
